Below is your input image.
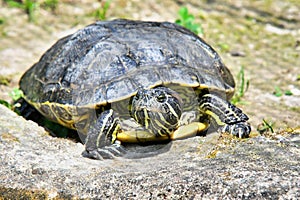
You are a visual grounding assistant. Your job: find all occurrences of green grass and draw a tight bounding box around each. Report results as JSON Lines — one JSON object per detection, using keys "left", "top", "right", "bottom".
{"left": 217, "top": 42, "right": 230, "bottom": 53}
{"left": 92, "top": 0, "right": 111, "bottom": 20}
{"left": 0, "top": 99, "right": 12, "bottom": 109}
{"left": 9, "top": 88, "right": 24, "bottom": 101}
{"left": 0, "top": 17, "right": 6, "bottom": 37}
{"left": 4, "top": 0, "right": 39, "bottom": 22}
{"left": 0, "top": 75, "right": 10, "bottom": 86}
{"left": 4, "top": 0, "right": 59, "bottom": 22}
{"left": 273, "top": 86, "right": 283, "bottom": 97}
{"left": 0, "top": 88, "right": 23, "bottom": 110}
{"left": 175, "top": 7, "right": 203, "bottom": 35}
{"left": 0, "top": 18, "right": 4, "bottom": 25}
{"left": 42, "top": 0, "right": 58, "bottom": 12}
{"left": 273, "top": 86, "right": 293, "bottom": 97}
{"left": 257, "top": 119, "right": 275, "bottom": 134}
{"left": 231, "top": 66, "right": 250, "bottom": 105}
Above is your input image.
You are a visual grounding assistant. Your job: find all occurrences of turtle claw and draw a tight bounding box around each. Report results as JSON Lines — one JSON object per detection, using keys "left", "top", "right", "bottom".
{"left": 220, "top": 122, "right": 251, "bottom": 138}
{"left": 83, "top": 143, "right": 127, "bottom": 160}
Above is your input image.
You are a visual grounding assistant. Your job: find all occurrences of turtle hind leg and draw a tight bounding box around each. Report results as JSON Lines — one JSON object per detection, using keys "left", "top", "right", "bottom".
{"left": 199, "top": 93, "right": 251, "bottom": 138}
{"left": 82, "top": 109, "right": 126, "bottom": 160}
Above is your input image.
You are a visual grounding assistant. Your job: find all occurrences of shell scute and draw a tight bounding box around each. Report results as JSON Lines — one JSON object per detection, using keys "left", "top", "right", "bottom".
{"left": 20, "top": 19, "right": 234, "bottom": 108}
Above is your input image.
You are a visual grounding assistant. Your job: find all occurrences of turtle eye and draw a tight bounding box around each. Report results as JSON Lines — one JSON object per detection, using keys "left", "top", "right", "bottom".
{"left": 156, "top": 93, "right": 166, "bottom": 103}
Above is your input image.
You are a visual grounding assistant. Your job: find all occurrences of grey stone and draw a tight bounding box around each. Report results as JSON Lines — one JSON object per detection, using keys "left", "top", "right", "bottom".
{"left": 0, "top": 104, "right": 299, "bottom": 199}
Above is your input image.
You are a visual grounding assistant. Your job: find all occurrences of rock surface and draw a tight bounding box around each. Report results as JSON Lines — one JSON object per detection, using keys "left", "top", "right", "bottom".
{"left": 0, "top": 104, "right": 299, "bottom": 199}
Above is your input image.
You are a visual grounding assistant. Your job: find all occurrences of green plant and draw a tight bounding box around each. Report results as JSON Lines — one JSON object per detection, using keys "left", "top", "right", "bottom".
{"left": 0, "top": 88, "right": 23, "bottom": 110}
{"left": 4, "top": 0, "right": 39, "bottom": 22}
{"left": 257, "top": 119, "right": 274, "bottom": 134}
{"left": 217, "top": 42, "right": 230, "bottom": 52}
{"left": 9, "top": 88, "right": 24, "bottom": 101}
{"left": 0, "top": 18, "right": 6, "bottom": 37}
{"left": 0, "top": 75, "right": 10, "bottom": 85}
{"left": 0, "top": 18, "right": 4, "bottom": 25}
{"left": 273, "top": 86, "right": 293, "bottom": 97}
{"left": 285, "top": 90, "right": 293, "bottom": 96}
{"left": 175, "top": 7, "right": 203, "bottom": 35}
{"left": 0, "top": 99, "right": 12, "bottom": 109}
{"left": 93, "top": 0, "right": 111, "bottom": 20}
{"left": 42, "top": 0, "right": 58, "bottom": 12}
{"left": 25, "top": 0, "right": 38, "bottom": 22}
{"left": 273, "top": 86, "right": 282, "bottom": 97}
{"left": 231, "top": 66, "right": 250, "bottom": 105}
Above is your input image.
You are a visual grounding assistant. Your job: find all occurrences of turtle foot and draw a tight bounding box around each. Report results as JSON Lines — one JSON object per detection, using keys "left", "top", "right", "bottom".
{"left": 82, "top": 143, "right": 126, "bottom": 160}
{"left": 220, "top": 122, "right": 251, "bottom": 138}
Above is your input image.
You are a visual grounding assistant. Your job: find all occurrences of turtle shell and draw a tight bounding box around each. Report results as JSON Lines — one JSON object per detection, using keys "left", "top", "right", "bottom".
{"left": 20, "top": 19, "right": 235, "bottom": 111}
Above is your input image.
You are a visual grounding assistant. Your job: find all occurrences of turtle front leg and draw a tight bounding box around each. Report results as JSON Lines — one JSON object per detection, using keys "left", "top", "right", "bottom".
{"left": 199, "top": 94, "right": 251, "bottom": 138}
{"left": 82, "top": 109, "right": 125, "bottom": 160}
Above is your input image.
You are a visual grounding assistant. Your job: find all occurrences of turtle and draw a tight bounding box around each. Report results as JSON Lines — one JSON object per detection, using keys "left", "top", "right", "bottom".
{"left": 19, "top": 19, "right": 251, "bottom": 160}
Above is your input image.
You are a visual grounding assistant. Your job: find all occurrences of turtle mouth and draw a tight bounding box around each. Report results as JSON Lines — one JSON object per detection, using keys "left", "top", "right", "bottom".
{"left": 135, "top": 105, "right": 163, "bottom": 113}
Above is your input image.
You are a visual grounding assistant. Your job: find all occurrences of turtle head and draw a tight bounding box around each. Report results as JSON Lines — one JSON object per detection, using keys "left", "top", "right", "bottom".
{"left": 131, "top": 87, "right": 183, "bottom": 136}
